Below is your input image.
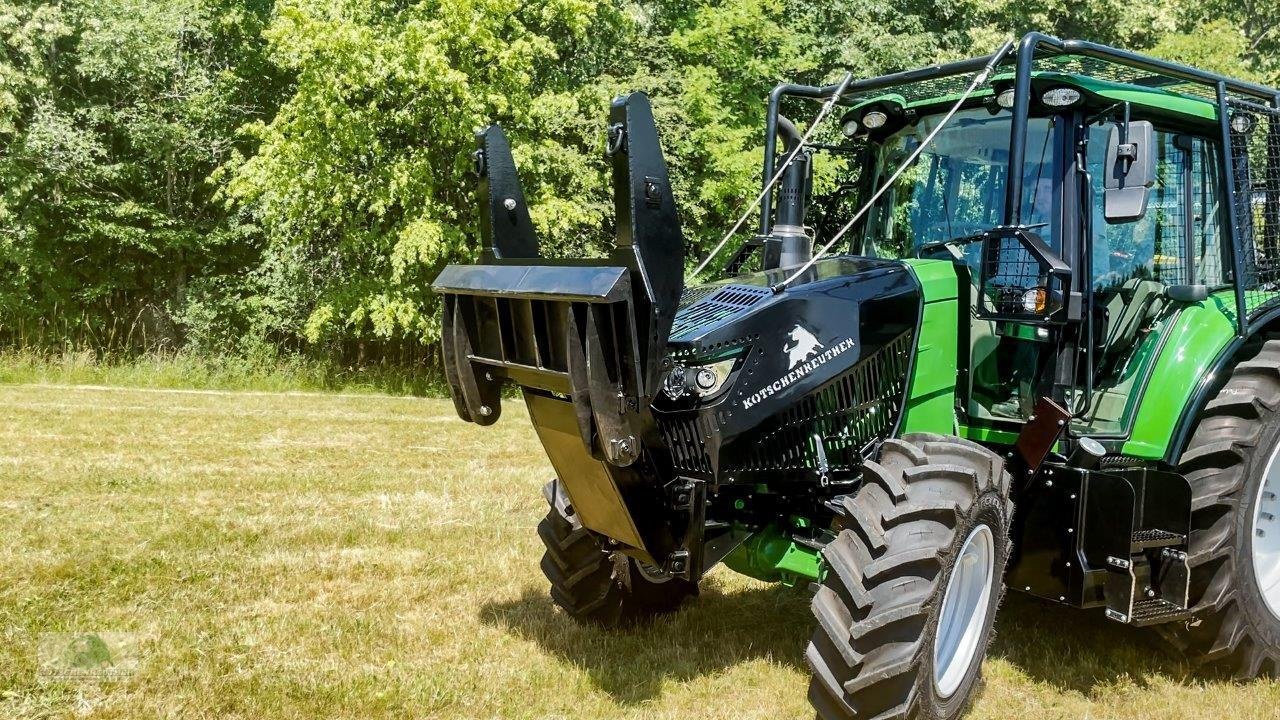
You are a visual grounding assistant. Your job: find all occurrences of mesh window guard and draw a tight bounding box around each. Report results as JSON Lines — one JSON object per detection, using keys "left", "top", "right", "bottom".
{"left": 1226, "top": 99, "right": 1280, "bottom": 319}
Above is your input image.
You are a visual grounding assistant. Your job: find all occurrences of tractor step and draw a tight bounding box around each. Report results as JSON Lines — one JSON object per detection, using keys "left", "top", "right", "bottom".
{"left": 1130, "top": 528, "right": 1185, "bottom": 551}
{"left": 1124, "top": 598, "right": 1195, "bottom": 627}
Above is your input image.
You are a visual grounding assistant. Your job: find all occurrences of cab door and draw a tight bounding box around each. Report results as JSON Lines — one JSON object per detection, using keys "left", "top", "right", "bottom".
{"left": 1073, "top": 123, "right": 1227, "bottom": 436}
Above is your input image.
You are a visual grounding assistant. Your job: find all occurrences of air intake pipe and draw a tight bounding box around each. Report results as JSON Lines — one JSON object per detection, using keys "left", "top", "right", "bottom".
{"left": 765, "top": 115, "right": 813, "bottom": 270}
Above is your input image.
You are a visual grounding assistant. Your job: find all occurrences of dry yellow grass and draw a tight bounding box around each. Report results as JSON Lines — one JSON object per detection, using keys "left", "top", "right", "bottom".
{"left": 1, "top": 382, "right": 1279, "bottom": 719}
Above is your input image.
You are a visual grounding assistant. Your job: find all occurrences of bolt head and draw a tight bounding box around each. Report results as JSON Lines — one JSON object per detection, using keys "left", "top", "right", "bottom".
{"left": 478, "top": 405, "right": 492, "bottom": 416}
{"left": 503, "top": 198, "right": 517, "bottom": 211}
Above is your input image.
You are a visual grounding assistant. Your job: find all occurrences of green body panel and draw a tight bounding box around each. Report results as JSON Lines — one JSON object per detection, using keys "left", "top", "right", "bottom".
{"left": 1120, "top": 291, "right": 1239, "bottom": 459}
{"left": 722, "top": 523, "right": 822, "bottom": 585}
{"left": 898, "top": 259, "right": 960, "bottom": 435}
{"left": 896, "top": 71, "right": 1217, "bottom": 122}
{"left": 956, "top": 424, "right": 1021, "bottom": 446}
{"left": 1035, "top": 72, "right": 1217, "bottom": 121}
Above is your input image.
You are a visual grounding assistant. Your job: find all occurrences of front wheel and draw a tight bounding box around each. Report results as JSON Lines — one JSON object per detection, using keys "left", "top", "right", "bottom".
{"left": 807, "top": 434, "right": 1013, "bottom": 720}
{"left": 537, "top": 480, "right": 697, "bottom": 627}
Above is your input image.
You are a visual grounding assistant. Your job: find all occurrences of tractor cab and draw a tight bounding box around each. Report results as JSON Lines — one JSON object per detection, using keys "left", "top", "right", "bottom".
{"left": 753, "top": 64, "right": 1236, "bottom": 446}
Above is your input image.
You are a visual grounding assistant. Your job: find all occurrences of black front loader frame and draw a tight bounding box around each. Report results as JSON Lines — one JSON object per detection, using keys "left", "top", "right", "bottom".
{"left": 434, "top": 93, "right": 695, "bottom": 566}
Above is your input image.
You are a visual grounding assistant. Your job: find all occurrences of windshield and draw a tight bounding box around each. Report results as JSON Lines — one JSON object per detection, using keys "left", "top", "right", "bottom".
{"left": 855, "top": 109, "right": 1062, "bottom": 265}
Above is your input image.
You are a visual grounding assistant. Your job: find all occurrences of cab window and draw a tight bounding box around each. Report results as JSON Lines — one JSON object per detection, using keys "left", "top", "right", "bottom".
{"left": 1074, "top": 124, "right": 1225, "bottom": 436}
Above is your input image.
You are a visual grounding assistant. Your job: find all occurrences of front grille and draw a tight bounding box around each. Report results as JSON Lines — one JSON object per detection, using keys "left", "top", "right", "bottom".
{"left": 658, "top": 413, "right": 716, "bottom": 475}
{"left": 734, "top": 330, "right": 912, "bottom": 475}
{"left": 669, "top": 284, "right": 771, "bottom": 342}
{"left": 657, "top": 330, "right": 913, "bottom": 477}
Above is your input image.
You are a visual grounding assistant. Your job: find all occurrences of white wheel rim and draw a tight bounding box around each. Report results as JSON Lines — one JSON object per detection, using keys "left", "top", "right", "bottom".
{"left": 933, "top": 524, "right": 995, "bottom": 699}
{"left": 1252, "top": 443, "right": 1280, "bottom": 620}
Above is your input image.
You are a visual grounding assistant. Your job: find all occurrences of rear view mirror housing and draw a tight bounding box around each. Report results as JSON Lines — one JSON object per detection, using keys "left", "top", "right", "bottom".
{"left": 1104, "top": 120, "right": 1156, "bottom": 223}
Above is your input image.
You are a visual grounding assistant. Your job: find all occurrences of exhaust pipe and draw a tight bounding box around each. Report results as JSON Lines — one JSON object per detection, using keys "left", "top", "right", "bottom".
{"left": 767, "top": 115, "right": 813, "bottom": 270}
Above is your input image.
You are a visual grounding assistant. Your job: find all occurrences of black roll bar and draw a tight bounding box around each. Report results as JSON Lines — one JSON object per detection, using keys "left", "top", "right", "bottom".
{"left": 757, "top": 31, "right": 1280, "bottom": 331}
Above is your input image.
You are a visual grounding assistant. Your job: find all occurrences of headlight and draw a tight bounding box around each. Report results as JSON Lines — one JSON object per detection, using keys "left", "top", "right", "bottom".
{"left": 662, "top": 357, "right": 737, "bottom": 400}
{"left": 1022, "top": 287, "right": 1048, "bottom": 314}
{"left": 662, "top": 365, "right": 690, "bottom": 399}
{"left": 996, "top": 88, "right": 1016, "bottom": 109}
{"left": 692, "top": 358, "right": 735, "bottom": 396}
{"left": 861, "top": 110, "right": 888, "bottom": 130}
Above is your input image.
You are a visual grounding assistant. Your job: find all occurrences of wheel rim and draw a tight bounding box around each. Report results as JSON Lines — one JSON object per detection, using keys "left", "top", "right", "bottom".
{"left": 933, "top": 524, "right": 995, "bottom": 699}
{"left": 1252, "top": 442, "right": 1280, "bottom": 620}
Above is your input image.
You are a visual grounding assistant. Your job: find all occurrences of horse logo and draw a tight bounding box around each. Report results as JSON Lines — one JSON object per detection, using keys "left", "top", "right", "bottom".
{"left": 785, "top": 325, "right": 824, "bottom": 369}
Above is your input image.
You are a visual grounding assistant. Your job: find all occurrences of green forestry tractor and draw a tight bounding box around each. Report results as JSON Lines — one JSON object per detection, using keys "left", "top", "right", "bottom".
{"left": 434, "top": 32, "right": 1280, "bottom": 718}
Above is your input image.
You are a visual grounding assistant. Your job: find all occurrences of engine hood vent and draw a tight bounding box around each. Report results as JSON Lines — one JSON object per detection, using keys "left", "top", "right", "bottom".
{"left": 669, "top": 284, "right": 772, "bottom": 342}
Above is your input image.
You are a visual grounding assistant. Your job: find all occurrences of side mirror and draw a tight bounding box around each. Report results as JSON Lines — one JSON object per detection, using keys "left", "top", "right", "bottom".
{"left": 1104, "top": 120, "right": 1156, "bottom": 223}
{"left": 977, "top": 226, "right": 1073, "bottom": 324}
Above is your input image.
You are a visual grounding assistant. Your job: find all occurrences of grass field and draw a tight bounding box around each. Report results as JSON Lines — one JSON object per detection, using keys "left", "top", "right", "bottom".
{"left": 2, "top": 383, "right": 1279, "bottom": 719}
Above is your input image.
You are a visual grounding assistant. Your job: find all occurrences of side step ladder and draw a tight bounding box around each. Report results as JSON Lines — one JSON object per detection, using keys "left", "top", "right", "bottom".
{"left": 1094, "top": 470, "right": 1195, "bottom": 627}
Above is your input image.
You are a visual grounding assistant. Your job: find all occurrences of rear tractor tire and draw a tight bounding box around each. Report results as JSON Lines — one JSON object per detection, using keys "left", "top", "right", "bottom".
{"left": 1160, "top": 339, "right": 1280, "bottom": 677}
{"left": 537, "top": 480, "right": 697, "bottom": 627}
{"left": 808, "top": 433, "right": 1013, "bottom": 720}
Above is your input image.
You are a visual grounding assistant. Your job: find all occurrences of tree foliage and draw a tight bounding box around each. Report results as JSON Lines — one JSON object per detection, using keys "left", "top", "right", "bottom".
{"left": 0, "top": 0, "right": 1275, "bottom": 359}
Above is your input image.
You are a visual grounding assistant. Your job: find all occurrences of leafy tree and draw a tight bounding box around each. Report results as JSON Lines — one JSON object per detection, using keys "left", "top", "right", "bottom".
{"left": 2, "top": 0, "right": 1277, "bottom": 363}
{"left": 0, "top": 0, "right": 282, "bottom": 351}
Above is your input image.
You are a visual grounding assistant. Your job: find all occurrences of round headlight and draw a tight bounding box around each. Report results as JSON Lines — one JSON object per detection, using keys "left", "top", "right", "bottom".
{"left": 862, "top": 110, "right": 888, "bottom": 130}
{"left": 694, "top": 367, "right": 718, "bottom": 391}
{"left": 841, "top": 119, "right": 859, "bottom": 137}
{"left": 1231, "top": 113, "right": 1256, "bottom": 135}
{"left": 662, "top": 366, "right": 688, "bottom": 399}
{"left": 996, "top": 89, "right": 1016, "bottom": 109}
{"left": 1041, "top": 87, "right": 1082, "bottom": 107}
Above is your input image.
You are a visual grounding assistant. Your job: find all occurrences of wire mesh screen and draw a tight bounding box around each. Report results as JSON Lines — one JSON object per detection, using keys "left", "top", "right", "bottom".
{"left": 1192, "top": 139, "right": 1229, "bottom": 286}
{"left": 1034, "top": 54, "right": 1219, "bottom": 102}
{"left": 844, "top": 71, "right": 982, "bottom": 107}
{"left": 1227, "top": 99, "right": 1280, "bottom": 317}
{"left": 981, "top": 234, "right": 1043, "bottom": 316}
{"left": 1149, "top": 138, "right": 1189, "bottom": 285}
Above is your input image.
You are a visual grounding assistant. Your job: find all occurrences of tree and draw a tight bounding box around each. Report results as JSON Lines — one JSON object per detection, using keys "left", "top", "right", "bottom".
{"left": 0, "top": 0, "right": 282, "bottom": 351}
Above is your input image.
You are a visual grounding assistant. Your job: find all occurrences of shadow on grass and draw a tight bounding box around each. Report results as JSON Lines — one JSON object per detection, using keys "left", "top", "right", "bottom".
{"left": 483, "top": 579, "right": 1210, "bottom": 705}
{"left": 988, "top": 591, "right": 1201, "bottom": 694}
{"left": 479, "top": 579, "right": 813, "bottom": 704}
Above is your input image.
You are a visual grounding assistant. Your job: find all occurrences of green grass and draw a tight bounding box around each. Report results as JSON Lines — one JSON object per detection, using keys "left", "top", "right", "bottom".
{"left": 0, "top": 350, "right": 447, "bottom": 397}
{"left": 2, "top": 383, "right": 1279, "bottom": 719}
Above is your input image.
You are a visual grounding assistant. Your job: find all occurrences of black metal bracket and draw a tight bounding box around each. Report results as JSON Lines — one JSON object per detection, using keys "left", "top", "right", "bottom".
{"left": 474, "top": 125, "right": 540, "bottom": 262}
{"left": 1015, "top": 396, "right": 1071, "bottom": 476}
{"left": 608, "top": 93, "right": 686, "bottom": 398}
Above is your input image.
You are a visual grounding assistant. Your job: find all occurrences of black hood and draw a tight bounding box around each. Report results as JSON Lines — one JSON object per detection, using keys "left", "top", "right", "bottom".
{"left": 652, "top": 256, "right": 922, "bottom": 483}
